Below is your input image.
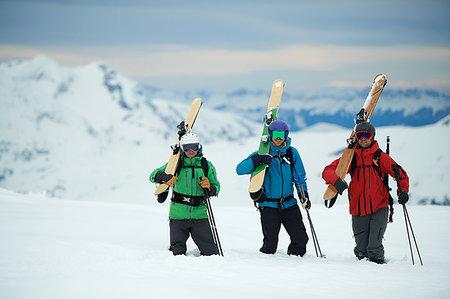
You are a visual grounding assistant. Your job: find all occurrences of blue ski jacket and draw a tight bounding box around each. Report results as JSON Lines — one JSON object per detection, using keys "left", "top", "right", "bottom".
{"left": 236, "top": 137, "right": 308, "bottom": 209}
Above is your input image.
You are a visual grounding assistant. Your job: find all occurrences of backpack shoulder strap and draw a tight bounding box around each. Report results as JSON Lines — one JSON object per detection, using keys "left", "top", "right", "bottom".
{"left": 372, "top": 148, "right": 383, "bottom": 178}
{"left": 373, "top": 148, "right": 394, "bottom": 208}
{"left": 286, "top": 146, "right": 294, "bottom": 175}
{"left": 350, "top": 154, "right": 357, "bottom": 174}
{"left": 200, "top": 157, "right": 209, "bottom": 177}
{"left": 174, "top": 156, "right": 183, "bottom": 176}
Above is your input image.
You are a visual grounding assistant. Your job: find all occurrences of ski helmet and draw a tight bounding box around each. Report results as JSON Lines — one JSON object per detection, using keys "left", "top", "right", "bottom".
{"left": 180, "top": 132, "right": 201, "bottom": 152}
{"left": 355, "top": 122, "right": 376, "bottom": 137}
{"left": 268, "top": 120, "right": 289, "bottom": 138}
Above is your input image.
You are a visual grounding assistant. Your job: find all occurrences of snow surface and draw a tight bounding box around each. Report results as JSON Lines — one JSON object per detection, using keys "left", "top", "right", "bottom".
{"left": 1, "top": 55, "right": 450, "bottom": 298}
{"left": 0, "top": 188, "right": 449, "bottom": 299}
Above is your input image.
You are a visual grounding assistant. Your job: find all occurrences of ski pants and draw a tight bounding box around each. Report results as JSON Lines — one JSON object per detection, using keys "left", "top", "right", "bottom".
{"left": 352, "top": 206, "right": 388, "bottom": 261}
{"left": 259, "top": 204, "right": 309, "bottom": 256}
{"left": 169, "top": 219, "right": 219, "bottom": 256}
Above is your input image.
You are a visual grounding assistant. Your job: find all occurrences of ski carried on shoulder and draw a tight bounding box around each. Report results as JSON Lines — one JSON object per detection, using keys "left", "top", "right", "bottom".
{"left": 323, "top": 74, "right": 387, "bottom": 201}
{"left": 248, "top": 79, "right": 284, "bottom": 194}
{"left": 154, "top": 97, "right": 202, "bottom": 195}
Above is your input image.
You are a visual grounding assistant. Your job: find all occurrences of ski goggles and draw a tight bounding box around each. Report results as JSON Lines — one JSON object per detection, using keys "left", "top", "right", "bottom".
{"left": 271, "top": 130, "right": 287, "bottom": 140}
{"left": 356, "top": 131, "right": 373, "bottom": 139}
{"left": 181, "top": 143, "right": 200, "bottom": 152}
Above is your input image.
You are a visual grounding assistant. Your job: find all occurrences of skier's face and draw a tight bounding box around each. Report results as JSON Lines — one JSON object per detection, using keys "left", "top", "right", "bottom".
{"left": 357, "top": 136, "right": 372, "bottom": 148}
{"left": 271, "top": 137, "right": 285, "bottom": 147}
{"left": 356, "top": 131, "right": 373, "bottom": 148}
{"left": 184, "top": 150, "right": 198, "bottom": 158}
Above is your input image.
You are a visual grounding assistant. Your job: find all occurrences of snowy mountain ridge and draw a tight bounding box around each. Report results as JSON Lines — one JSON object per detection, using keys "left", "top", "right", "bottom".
{"left": 0, "top": 56, "right": 449, "bottom": 205}
{"left": 143, "top": 77, "right": 450, "bottom": 131}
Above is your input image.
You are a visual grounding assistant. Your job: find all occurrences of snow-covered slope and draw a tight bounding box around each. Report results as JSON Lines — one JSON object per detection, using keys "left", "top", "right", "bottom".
{"left": 0, "top": 56, "right": 449, "bottom": 205}
{"left": 0, "top": 56, "right": 258, "bottom": 201}
{"left": 0, "top": 188, "right": 449, "bottom": 299}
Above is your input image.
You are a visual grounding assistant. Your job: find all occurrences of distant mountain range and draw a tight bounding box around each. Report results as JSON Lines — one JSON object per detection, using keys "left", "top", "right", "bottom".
{"left": 140, "top": 81, "right": 450, "bottom": 132}
{"left": 0, "top": 56, "right": 449, "bottom": 205}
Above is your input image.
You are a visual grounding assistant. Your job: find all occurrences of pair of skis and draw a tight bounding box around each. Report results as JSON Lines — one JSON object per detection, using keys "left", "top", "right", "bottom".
{"left": 323, "top": 74, "right": 387, "bottom": 201}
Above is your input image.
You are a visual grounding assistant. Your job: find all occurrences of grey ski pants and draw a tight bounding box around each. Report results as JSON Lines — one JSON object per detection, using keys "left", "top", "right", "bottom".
{"left": 169, "top": 219, "right": 218, "bottom": 256}
{"left": 352, "top": 206, "right": 388, "bottom": 261}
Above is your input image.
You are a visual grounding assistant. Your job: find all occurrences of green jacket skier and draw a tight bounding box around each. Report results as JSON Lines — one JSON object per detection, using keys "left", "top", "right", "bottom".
{"left": 150, "top": 132, "right": 220, "bottom": 255}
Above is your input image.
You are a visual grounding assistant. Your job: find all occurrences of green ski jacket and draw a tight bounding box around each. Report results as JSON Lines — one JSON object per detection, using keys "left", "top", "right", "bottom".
{"left": 150, "top": 155, "right": 220, "bottom": 220}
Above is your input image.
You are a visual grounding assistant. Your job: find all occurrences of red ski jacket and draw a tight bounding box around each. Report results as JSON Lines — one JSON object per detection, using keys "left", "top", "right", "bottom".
{"left": 322, "top": 141, "right": 409, "bottom": 216}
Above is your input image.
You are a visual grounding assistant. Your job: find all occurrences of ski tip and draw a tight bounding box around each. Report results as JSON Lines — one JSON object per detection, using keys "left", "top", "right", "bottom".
{"left": 192, "top": 97, "right": 202, "bottom": 104}
{"left": 274, "top": 79, "right": 284, "bottom": 88}
{"left": 373, "top": 74, "right": 387, "bottom": 83}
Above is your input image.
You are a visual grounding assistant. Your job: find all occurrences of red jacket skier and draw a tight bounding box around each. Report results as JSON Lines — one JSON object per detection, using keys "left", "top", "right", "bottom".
{"left": 322, "top": 122, "right": 409, "bottom": 263}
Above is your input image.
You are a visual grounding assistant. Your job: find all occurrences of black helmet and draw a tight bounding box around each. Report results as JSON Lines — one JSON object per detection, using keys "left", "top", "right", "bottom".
{"left": 355, "top": 122, "right": 375, "bottom": 137}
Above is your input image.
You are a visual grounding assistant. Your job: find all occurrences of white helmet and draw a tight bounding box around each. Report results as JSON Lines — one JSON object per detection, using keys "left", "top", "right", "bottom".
{"left": 180, "top": 132, "right": 200, "bottom": 145}
{"left": 180, "top": 132, "right": 201, "bottom": 152}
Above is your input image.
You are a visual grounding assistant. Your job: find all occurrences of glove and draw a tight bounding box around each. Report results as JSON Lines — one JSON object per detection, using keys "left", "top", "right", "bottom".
{"left": 398, "top": 190, "right": 409, "bottom": 205}
{"left": 154, "top": 171, "right": 177, "bottom": 187}
{"left": 334, "top": 178, "right": 348, "bottom": 195}
{"left": 299, "top": 190, "right": 311, "bottom": 210}
{"left": 157, "top": 190, "right": 169, "bottom": 203}
{"left": 165, "top": 176, "right": 177, "bottom": 187}
{"left": 324, "top": 194, "right": 337, "bottom": 208}
{"left": 251, "top": 154, "right": 272, "bottom": 167}
{"left": 199, "top": 177, "right": 211, "bottom": 191}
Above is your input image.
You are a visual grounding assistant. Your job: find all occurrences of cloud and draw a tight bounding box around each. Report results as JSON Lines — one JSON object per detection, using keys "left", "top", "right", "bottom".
{"left": 1, "top": 44, "right": 449, "bottom": 89}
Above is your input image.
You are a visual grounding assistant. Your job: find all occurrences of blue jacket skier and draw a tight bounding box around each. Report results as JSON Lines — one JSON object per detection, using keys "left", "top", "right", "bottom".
{"left": 236, "top": 120, "right": 310, "bottom": 256}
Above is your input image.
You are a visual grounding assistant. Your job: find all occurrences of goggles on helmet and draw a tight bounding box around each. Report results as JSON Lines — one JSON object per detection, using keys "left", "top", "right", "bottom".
{"left": 356, "top": 131, "right": 373, "bottom": 140}
{"left": 181, "top": 143, "right": 200, "bottom": 152}
{"left": 271, "top": 130, "right": 286, "bottom": 140}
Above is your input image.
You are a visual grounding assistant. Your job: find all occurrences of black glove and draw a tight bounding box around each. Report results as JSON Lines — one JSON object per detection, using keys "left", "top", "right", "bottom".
{"left": 334, "top": 178, "right": 348, "bottom": 195}
{"left": 324, "top": 194, "right": 337, "bottom": 208}
{"left": 157, "top": 190, "right": 169, "bottom": 203}
{"left": 298, "top": 190, "right": 311, "bottom": 210}
{"left": 154, "top": 171, "right": 174, "bottom": 184}
{"left": 398, "top": 190, "right": 409, "bottom": 205}
{"left": 251, "top": 154, "right": 272, "bottom": 167}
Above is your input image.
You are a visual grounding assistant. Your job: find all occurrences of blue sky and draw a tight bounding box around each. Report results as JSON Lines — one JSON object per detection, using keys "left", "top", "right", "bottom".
{"left": 1, "top": 0, "right": 449, "bottom": 92}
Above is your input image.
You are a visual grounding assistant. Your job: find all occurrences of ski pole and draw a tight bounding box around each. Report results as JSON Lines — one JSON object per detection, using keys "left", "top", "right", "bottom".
{"left": 203, "top": 187, "right": 224, "bottom": 256}
{"left": 402, "top": 204, "right": 423, "bottom": 266}
{"left": 392, "top": 167, "right": 423, "bottom": 266}
{"left": 296, "top": 182, "right": 325, "bottom": 258}
{"left": 402, "top": 204, "right": 415, "bottom": 265}
{"left": 306, "top": 209, "right": 324, "bottom": 258}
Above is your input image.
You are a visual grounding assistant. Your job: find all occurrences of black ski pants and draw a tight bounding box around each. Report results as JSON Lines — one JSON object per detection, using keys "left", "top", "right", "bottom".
{"left": 259, "top": 205, "right": 309, "bottom": 256}
{"left": 352, "top": 206, "right": 388, "bottom": 261}
{"left": 169, "top": 219, "right": 219, "bottom": 256}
